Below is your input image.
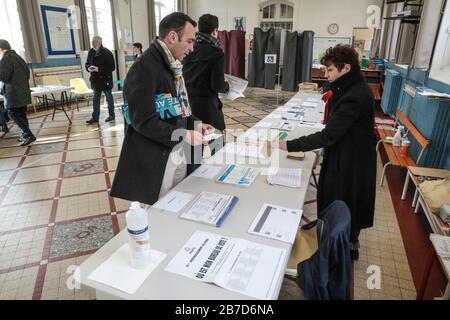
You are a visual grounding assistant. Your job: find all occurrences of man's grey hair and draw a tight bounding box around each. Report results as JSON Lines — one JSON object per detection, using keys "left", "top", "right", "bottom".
{"left": 92, "top": 36, "right": 102, "bottom": 43}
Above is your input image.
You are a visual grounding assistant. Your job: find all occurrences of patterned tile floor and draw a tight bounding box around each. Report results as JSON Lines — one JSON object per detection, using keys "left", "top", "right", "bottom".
{"left": 0, "top": 88, "right": 416, "bottom": 300}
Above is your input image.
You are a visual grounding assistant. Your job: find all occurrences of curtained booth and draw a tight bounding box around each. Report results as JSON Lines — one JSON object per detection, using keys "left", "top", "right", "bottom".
{"left": 218, "top": 30, "right": 246, "bottom": 79}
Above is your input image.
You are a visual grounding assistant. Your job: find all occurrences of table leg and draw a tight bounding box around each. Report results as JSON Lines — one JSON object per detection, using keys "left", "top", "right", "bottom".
{"left": 401, "top": 171, "right": 411, "bottom": 200}
{"left": 412, "top": 189, "right": 419, "bottom": 208}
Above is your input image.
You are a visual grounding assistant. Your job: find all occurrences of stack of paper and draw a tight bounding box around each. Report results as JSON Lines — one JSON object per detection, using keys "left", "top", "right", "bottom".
{"left": 153, "top": 191, "right": 195, "bottom": 213}
{"left": 430, "top": 234, "right": 450, "bottom": 257}
{"left": 248, "top": 203, "right": 303, "bottom": 244}
{"left": 282, "top": 112, "right": 304, "bottom": 121}
{"left": 88, "top": 244, "right": 167, "bottom": 295}
{"left": 191, "top": 165, "right": 223, "bottom": 180}
{"left": 180, "top": 192, "right": 239, "bottom": 227}
{"left": 165, "top": 231, "right": 287, "bottom": 300}
{"left": 217, "top": 164, "right": 260, "bottom": 187}
{"left": 266, "top": 167, "right": 302, "bottom": 188}
{"left": 301, "top": 101, "right": 319, "bottom": 108}
{"left": 271, "top": 121, "right": 296, "bottom": 132}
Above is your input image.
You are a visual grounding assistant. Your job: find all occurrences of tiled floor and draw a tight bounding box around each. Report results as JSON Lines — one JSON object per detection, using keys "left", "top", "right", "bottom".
{"left": 0, "top": 88, "right": 417, "bottom": 300}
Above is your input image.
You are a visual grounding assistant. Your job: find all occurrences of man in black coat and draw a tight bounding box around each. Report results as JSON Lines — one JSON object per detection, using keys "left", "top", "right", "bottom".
{"left": 183, "top": 14, "right": 229, "bottom": 153}
{"left": 110, "top": 13, "right": 215, "bottom": 205}
{"left": 274, "top": 45, "right": 377, "bottom": 260}
{"left": 85, "top": 36, "right": 116, "bottom": 124}
{"left": 0, "top": 39, "right": 36, "bottom": 146}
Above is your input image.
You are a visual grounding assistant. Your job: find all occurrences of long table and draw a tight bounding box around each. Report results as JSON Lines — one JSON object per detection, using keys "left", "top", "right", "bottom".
{"left": 31, "top": 86, "right": 73, "bottom": 123}
{"left": 79, "top": 91, "right": 325, "bottom": 300}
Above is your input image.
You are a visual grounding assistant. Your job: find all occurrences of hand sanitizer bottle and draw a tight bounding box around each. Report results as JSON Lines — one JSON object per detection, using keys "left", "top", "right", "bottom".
{"left": 126, "top": 202, "right": 150, "bottom": 269}
{"left": 393, "top": 125, "right": 404, "bottom": 147}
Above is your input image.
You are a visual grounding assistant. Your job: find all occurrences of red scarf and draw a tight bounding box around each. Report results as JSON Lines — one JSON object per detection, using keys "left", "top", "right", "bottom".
{"left": 322, "top": 90, "right": 333, "bottom": 124}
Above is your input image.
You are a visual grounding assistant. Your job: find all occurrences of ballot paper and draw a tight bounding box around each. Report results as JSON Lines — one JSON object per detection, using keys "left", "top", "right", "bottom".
{"left": 282, "top": 112, "right": 304, "bottom": 121}
{"left": 271, "top": 121, "right": 296, "bottom": 132}
{"left": 222, "top": 142, "right": 266, "bottom": 159}
{"left": 219, "top": 74, "right": 248, "bottom": 101}
{"left": 266, "top": 167, "right": 302, "bottom": 188}
{"left": 248, "top": 203, "right": 303, "bottom": 244}
{"left": 191, "top": 165, "right": 223, "bottom": 180}
{"left": 306, "top": 98, "right": 321, "bottom": 103}
{"left": 165, "top": 230, "right": 287, "bottom": 300}
{"left": 217, "top": 164, "right": 260, "bottom": 187}
{"left": 180, "top": 192, "right": 239, "bottom": 227}
{"left": 267, "top": 113, "right": 283, "bottom": 119}
{"left": 88, "top": 244, "right": 166, "bottom": 294}
{"left": 301, "top": 101, "right": 319, "bottom": 108}
{"left": 240, "top": 128, "right": 280, "bottom": 143}
{"left": 152, "top": 191, "right": 195, "bottom": 213}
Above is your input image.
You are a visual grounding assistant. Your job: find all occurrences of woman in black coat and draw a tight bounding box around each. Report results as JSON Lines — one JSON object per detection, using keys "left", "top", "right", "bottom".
{"left": 274, "top": 45, "right": 377, "bottom": 260}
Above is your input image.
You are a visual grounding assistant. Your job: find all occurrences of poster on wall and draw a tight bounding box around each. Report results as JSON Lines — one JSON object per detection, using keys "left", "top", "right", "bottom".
{"left": 41, "top": 5, "right": 76, "bottom": 55}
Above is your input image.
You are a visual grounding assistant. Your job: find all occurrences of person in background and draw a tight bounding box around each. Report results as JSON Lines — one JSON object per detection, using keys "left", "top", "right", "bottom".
{"left": 110, "top": 12, "right": 215, "bottom": 205}
{"left": 0, "top": 87, "right": 9, "bottom": 133}
{"left": 183, "top": 14, "right": 229, "bottom": 154}
{"left": 133, "top": 42, "right": 143, "bottom": 58}
{"left": 273, "top": 44, "right": 377, "bottom": 260}
{"left": 0, "top": 39, "right": 36, "bottom": 146}
{"left": 85, "top": 36, "right": 116, "bottom": 125}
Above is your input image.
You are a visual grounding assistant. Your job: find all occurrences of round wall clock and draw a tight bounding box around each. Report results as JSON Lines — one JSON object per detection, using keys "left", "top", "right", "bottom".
{"left": 327, "top": 23, "right": 339, "bottom": 35}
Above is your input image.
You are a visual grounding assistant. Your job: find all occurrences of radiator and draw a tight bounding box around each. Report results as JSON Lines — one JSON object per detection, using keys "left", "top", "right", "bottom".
{"left": 406, "top": 87, "right": 450, "bottom": 168}
{"left": 381, "top": 69, "right": 403, "bottom": 116}
{"left": 33, "top": 66, "right": 83, "bottom": 87}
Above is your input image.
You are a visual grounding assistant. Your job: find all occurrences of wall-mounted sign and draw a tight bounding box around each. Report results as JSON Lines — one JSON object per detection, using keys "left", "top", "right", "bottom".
{"left": 265, "top": 54, "right": 277, "bottom": 64}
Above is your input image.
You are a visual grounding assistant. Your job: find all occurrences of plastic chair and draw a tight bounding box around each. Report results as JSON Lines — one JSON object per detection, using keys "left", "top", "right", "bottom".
{"left": 70, "top": 78, "right": 94, "bottom": 111}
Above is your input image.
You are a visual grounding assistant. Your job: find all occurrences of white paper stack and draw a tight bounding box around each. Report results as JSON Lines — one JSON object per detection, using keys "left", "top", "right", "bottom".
{"left": 430, "top": 234, "right": 450, "bottom": 257}
{"left": 88, "top": 244, "right": 166, "bottom": 295}
{"left": 266, "top": 167, "right": 302, "bottom": 188}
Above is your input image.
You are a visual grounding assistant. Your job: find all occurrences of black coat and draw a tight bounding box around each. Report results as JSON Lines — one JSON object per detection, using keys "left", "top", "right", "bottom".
{"left": 287, "top": 67, "right": 377, "bottom": 240}
{"left": 85, "top": 46, "right": 115, "bottom": 91}
{"left": 0, "top": 50, "right": 31, "bottom": 109}
{"left": 110, "top": 40, "right": 199, "bottom": 205}
{"left": 183, "top": 42, "right": 229, "bottom": 131}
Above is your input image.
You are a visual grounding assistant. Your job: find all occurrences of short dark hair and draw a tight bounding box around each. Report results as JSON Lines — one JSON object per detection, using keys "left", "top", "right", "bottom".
{"left": 198, "top": 14, "right": 219, "bottom": 34}
{"left": 133, "top": 42, "right": 143, "bottom": 52}
{"left": 158, "top": 12, "right": 197, "bottom": 39}
{"left": 320, "top": 44, "right": 360, "bottom": 71}
{"left": 0, "top": 39, "right": 11, "bottom": 50}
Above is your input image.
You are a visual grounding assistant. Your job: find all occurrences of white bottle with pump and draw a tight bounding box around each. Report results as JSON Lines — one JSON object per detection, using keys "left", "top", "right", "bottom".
{"left": 393, "top": 125, "right": 404, "bottom": 147}
{"left": 126, "top": 202, "right": 150, "bottom": 269}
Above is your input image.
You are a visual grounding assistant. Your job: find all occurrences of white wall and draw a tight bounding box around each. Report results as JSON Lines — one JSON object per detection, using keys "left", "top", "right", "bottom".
{"left": 189, "top": 0, "right": 383, "bottom": 39}
{"left": 131, "top": 0, "right": 150, "bottom": 49}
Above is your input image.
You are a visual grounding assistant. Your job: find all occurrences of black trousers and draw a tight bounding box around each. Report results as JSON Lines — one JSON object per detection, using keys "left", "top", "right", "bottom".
{"left": 8, "top": 106, "right": 33, "bottom": 137}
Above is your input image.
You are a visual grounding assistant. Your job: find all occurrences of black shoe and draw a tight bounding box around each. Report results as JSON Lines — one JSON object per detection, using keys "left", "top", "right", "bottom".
{"left": 86, "top": 119, "right": 99, "bottom": 125}
{"left": 20, "top": 135, "right": 36, "bottom": 147}
{"left": 350, "top": 249, "right": 359, "bottom": 261}
{"left": 1, "top": 126, "right": 9, "bottom": 133}
{"left": 105, "top": 116, "right": 115, "bottom": 123}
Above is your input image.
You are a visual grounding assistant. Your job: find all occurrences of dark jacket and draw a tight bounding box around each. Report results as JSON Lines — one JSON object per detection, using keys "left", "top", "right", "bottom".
{"left": 0, "top": 50, "right": 31, "bottom": 109}
{"left": 85, "top": 46, "right": 115, "bottom": 91}
{"left": 298, "top": 200, "right": 352, "bottom": 300}
{"left": 110, "top": 40, "right": 199, "bottom": 205}
{"left": 183, "top": 42, "right": 229, "bottom": 131}
{"left": 287, "top": 66, "right": 377, "bottom": 240}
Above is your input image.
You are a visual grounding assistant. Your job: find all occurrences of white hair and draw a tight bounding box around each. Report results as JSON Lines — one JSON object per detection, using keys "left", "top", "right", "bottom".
{"left": 92, "top": 36, "right": 102, "bottom": 43}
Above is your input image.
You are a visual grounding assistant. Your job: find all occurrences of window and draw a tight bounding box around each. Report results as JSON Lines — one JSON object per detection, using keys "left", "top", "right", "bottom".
{"left": 0, "top": 0, "right": 25, "bottom": 58}
{"left": 85, "top": 0, "right": 115, "bottom": 50}
{"left": 263, "top": 4, "right": 276, "bottom": 19}
{"left": 429, "top": 1, "right": 450, "bottom": 84}
{"left": 155, "top": 0, "right": 177, "bottom": 36}
{"left": 260, "top": 1, "right": 294, "bottom": 31}
{"left": 280, "top": 4, "right": 293, "bottom": 19}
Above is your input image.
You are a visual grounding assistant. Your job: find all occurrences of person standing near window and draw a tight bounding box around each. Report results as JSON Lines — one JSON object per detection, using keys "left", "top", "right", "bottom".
{"left": 85, "top": 36, "right": 116, "bottom": 124}
{"left": 273, "top": 45, "right": 377, "bottom": 260}
{"left": 183, "top": 14, "right": 229, "bottom": 154}
{"left": 0, "top": 39, "right": 36, "bottom": 146}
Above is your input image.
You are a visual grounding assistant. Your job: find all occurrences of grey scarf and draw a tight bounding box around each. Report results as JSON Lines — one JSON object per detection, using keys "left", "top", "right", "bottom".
{"left": 196, "top": 32, "right": 220, "bottom": 48}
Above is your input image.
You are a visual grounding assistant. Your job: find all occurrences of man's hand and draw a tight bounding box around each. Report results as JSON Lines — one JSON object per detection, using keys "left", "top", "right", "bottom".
{"left": 185, "top": 130, "right": 204, "bottom": 146}
{"left": 198, "top": 123, "right": 215, "bottom": 136}
{"left": 272, "top": 140, "right": 288, "bottom": 151}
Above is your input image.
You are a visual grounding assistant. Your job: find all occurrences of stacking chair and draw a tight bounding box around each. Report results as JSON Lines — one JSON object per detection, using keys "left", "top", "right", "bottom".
{"left": 70, "top": 78, "right": 94, "bottom": 111}
{"left": 286, "top": 200, "right": 352, "bottom": 300}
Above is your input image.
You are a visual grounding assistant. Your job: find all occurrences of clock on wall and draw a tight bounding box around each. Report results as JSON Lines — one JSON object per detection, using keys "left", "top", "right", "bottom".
{"left": 327, "top": 23, "right": 339, "bottom": 35}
